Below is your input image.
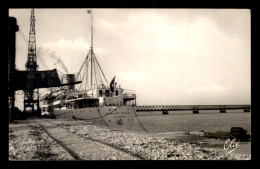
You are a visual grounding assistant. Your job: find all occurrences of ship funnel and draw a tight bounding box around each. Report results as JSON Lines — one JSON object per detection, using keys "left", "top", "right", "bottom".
{"left": 62, "top": 74, "right": 75, "bottom": 90}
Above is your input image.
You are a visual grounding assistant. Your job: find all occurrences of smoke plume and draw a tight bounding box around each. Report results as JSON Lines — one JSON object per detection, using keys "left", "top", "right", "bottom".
{"left": 37, "top": 47, "right": 68, "bottom": 74}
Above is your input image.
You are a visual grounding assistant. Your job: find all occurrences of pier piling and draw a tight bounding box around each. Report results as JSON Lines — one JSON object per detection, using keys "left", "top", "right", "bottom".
{"left": 220, "top": 109, "right": 226, "bottom": 113}
{"left": 193, "top": 110, "right": 199, "bottom": 114}
{"left": 162, "top": 110, "right": 168, "bottom": 115}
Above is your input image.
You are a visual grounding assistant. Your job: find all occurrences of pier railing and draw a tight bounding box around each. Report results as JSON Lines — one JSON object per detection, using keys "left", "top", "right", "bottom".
{"left": 136, "top": 105, "right": 251, "bottom": 112}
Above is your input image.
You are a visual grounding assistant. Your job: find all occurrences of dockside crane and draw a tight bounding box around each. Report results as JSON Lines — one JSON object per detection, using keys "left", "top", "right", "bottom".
{"left": 23, "top": 9, "right": 40, "bottom": 115}
{"left": 8, "top": 9, "right": 81, "bottom": 121}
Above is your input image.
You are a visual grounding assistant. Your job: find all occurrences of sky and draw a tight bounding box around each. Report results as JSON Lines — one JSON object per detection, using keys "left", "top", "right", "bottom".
{"left": 9, "top": 8, "right": 251, "bottom": 109}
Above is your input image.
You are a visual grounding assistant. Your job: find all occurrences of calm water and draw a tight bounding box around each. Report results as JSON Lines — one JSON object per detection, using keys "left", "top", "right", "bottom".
{"left": 131, "top": 110, "right": 251, "bottom": 134}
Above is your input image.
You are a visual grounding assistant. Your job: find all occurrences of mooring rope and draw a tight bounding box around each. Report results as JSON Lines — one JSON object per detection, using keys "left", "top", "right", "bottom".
{"left": 95, "top": 106, "right": 109, "bottom": 126}
{"left": 134, "top": 109, "right": 148, "bottom": 133}
{"left": 52, "top": 106, "right": 148, "bottom": 132}
{"left": 59, "top": 106, "right": 119, "bottom": 121}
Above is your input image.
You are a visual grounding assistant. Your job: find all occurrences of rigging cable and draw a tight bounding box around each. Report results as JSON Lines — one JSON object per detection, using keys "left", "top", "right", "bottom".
{"left": 19, "top": 31, "right": 48, "bottom": 71}
{"left": 82, "top": 56, "right": 89, "bottom": 91}
{"left": 63, "top": 105, "right": 120, "bottom": 121}
{"left": 18, "top": 30, "right": 49, "bottom": 70}
{"left": 93, "top": 56, "right": 98, "bottom": 86}
{"left": 94, "top": 53, "right": 103, "bottom": 85}
{"left": 20, "top": 29, "right": 49, "bottom": 70}
{"left": 78, "top": 61, "right": 87, "bottom": 91}
{"left": 133, "top": 96, "right": 147, "bottom": 133}
{"left": 85, "top": 58, "right": 89, "bottom": 90}
{"left": 134, "top": 110, "right": 148, "bottom": 133}
{"left": 73, "top": 19, "right": 90, "bottom": 74}
{"left": 93, "top": 53, "right": 108, "bottom": 84}
{"left": 19, "top": 29, "right": 48, "bottom": 69}
{"left": 95, "top": 55, "right": 104, "bottom": 85}
{"left": 76, "top": 51, "right": 89, "bottom": 79}
{"left": 94, "top": 30, "right": 112, "bottom": 82}
{"left": 83, "top": 59, "right": 87, "bottom": 90}
{"left": 87, "top": 13, "right": 109, "bottom": 84}
{"left": 96, "top": 67, "right": 102, "bottom": 85}
{"left": 96, "top": 107, "right": 109, "bottom": 126}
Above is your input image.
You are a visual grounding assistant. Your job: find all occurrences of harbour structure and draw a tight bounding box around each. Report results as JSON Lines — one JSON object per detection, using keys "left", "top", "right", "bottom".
{"left": 136, "top": 104, "right": 251, "bottom": 114}
{"left": 9, "top": 9, "right": 251, "bottom": 125}
{"left": 8, "top": 17, "right": 19, "bottom": 122}
{"left": 20, "top": 9, "right": 81, "bottom": 116}
{"left": 23, "top": 9, "right": 40, "bottom": 115}
{"left": 7, "top": 11, "right": 80, "bottom": 121}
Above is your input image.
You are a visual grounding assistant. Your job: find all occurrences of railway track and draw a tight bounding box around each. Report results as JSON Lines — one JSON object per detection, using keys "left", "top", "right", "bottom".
{"left": 33, "top": 118, "right": 142, "bottom": 160}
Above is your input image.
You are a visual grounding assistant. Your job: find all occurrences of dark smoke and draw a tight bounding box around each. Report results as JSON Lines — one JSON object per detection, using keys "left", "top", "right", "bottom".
{"left": 37, "top": 47, "right": 68, "bottom": 74}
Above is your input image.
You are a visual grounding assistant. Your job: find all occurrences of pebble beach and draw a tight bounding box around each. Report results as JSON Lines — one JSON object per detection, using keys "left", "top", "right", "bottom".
{"left": 9, "top": 117, "right": 251, "bottom": 161}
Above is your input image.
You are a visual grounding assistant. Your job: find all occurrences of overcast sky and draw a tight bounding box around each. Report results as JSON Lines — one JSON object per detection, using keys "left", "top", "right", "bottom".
{"left": 9, "top": 8, "right": 251, "bottom": 109}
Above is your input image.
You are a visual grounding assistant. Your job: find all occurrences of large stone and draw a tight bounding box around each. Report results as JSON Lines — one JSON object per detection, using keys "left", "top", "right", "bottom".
{"left": 230, "top": 127, "right": 247, "bottom": 134}
{"left": 231, "top": 133, "right": 250, "bottom": 141}
{"left": 203, "top": 132, "right": 234, "bottom": 139}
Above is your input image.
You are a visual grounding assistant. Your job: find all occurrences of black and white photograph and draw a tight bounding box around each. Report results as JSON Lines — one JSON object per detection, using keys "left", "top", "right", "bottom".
{"left": 8, "top": 8, "right": 251, "bottom": 161}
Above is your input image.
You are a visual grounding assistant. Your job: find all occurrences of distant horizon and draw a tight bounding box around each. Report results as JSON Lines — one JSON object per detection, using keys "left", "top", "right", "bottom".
{"left": 9, "top": 8, "right": 251, "bottom": 110}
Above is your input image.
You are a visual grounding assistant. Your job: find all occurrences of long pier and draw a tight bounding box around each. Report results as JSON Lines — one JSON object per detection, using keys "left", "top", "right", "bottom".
{"left": 136, "top": 105, "right": 251, "bottom": 114}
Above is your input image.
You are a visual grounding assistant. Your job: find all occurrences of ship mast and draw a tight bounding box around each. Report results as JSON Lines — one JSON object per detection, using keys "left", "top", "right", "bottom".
{"left": 76, "top": 10, "right": 108, "bottom": 91}
{"left": 90, "top": 9, "right": 93, "bottom": 88}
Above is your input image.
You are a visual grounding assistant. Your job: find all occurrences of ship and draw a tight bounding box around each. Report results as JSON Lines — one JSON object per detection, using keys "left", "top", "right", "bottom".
{"left": 40, "top": 10, "right": 137, "bottom": 129}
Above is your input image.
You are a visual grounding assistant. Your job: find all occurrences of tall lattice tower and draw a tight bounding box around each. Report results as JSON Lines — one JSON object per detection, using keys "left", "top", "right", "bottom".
{"left": 24, "top": 9, "right": 40, "bottom": 115}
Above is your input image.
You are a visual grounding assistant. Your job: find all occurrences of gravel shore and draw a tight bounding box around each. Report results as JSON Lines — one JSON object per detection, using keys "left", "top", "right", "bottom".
{"left": 9, "top": 118, "right": 251, "bottom": 160}
{"left": 9, "top": 121, "right": 74, "bottom": 160}
{"left": 55, "top": 119, "right": 251, "bottom": 160}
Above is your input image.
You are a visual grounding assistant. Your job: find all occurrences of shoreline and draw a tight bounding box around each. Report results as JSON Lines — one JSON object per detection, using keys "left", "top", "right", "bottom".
{"left": 9, "top": 118, "right": 251, "bottom": 160}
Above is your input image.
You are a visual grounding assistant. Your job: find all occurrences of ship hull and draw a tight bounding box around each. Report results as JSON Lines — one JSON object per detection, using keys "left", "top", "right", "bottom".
{"left": 53, "top": 106, "right": 136, "bottom": 129}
